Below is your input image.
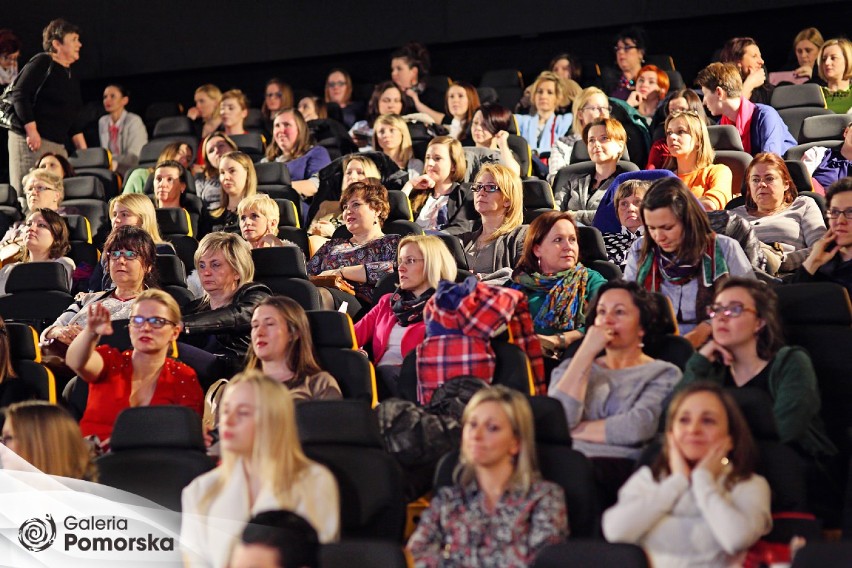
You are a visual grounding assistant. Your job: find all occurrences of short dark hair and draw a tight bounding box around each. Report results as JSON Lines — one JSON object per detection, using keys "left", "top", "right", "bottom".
{"left": 639, "top": 177, "right": 713, "bottom": 266}
{"left": 516, "top": 210, "right": 578, "bottom": 274}
{"left": 0, "top": 29, "right": 21, "bottom": 57}
{"left": 585, "top": 279, "right": 660, "bottom": 336}
{"left": 239, "top": 510, "right": 319, "bottom": 568}
{"left": 614, "top": 26, "right": 647, "bottom": 53}
{"left": 103, "top": 226, "right": 159, "bottom": 290}
{"left": 476, "top": 103, "right": 514, "bottom": 135}
{"left": 826, "top": 177, "right": 852, "bottom": 209}
{"left": 42, "top": 19, "right": 81, "bottom": 53}
{"left": 715, "top": 277, "right": 785, "bottom": 359}
{"left": 36, "top": 152, "right": 76, "bottom": 178}
{"left": 391, "top": 41, "right": 431, "bottom": 77}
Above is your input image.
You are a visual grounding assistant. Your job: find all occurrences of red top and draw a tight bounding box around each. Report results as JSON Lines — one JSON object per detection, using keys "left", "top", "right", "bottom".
{"left": 79, "top": 345, "right": 204, "bottom": 441}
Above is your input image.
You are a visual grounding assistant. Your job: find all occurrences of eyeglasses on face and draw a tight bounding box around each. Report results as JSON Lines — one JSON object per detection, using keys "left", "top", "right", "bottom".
{"left": 25, "top": 184, "right": 56, "bottom": 194}
{"left": 266, "top": 92, "right": 283, "bottom": 99}
{"left": 129, "top": 315, "right": 177, "bottom": 329}
{"left": 327, "top": 81, "right": 346, "bottom": 88}
{"left": 108, "top": 249, "right": 139, "bottom": 261}
{"left": 399, "top": 257, "right": 424, "bottom": 266}
{"left": 827, "top": 208, "right": 852, "bottom": 220}
{"left": 614, "top": 44, "right": 638, "bottom": 53}
{"left": 471, "top": 183, "right": 500, "bottom": 194}
{"left": 705, "top": 303, "right": 758, "bottom": 319}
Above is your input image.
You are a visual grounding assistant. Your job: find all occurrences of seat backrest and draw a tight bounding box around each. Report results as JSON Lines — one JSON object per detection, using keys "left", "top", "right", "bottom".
{"left": 144, "top": 168, "right": 197, "bottom": 197}
{"left": 707, "top": 124, "right": 745, "bottom": 151}
{"left": 62, "top": 199, "right": 111, "bottom": 247}
{"left": 799, "top": 113, "right": 850, "bottom": 143}
{"left": 230, "top": 133, "right": 265, "bottom": 161}
{"left": 0, "top": 183, "right": 22, "bottom": 224}
{"left": 713, "top": 150, "right": 752, "bottom": 196}
{"left": 64, "top": 176, "right": 105, "bottom": 200}
{"left": 386, "top": 190, "right": 413, "bottom": 222}
{"left": 306, "top": 311, "right": 376, "bottom": 404}
{"left": 69, "top": 148, "right": 111, "bottom": 169}
{"left": 255, "top": 160, "right": 293, "bottom": 185}
{"left": 156, "top": 207, "right": 193, "bottom": 237}
{"left": 433, "top": 232, "right": 469, "bottom": 270}
{"left": 244, "top": 108, "right": 264, "bottom": 132}
{"left": 152, "top": 116, "right": 195, "bottom": 138}
{"left": 507, "top": 134, "right": 533, "bottom": 178}
{"left": 274, "top": 198, "right": 300, "bottom": 228}
{"left": 778, "top": 107, "right": 833, "bottom": 143}
{"left": 522, "top": 178, "right": 555, "bottom": 210}
{"left": 156, "top": 253, "right": 188, "bottom": 287}
{"left": 480, "top": 69, "right": 523, "bottom": 89}
{"left": 320, "top": 541, "right": 407, "bottom": 568}
{"left": 491, "top": 341, "right": 534, "bottom": 395}
{"left": 252, "top": 246, "right": 308, "bottom": 279}
{"left": 784, "top": 139, "right": 842, "bottom": 161}
{"left": 8, "top": 322, "right": 56, "bottom": 402}
{"left": 785, "top": 160, "right": 815, "bottom": 194}
{"left": 570, "top": 140, "right": 632, "bottom": 164}
{"left": 533, "top": 542, "right": 649, "bottom": 568}
{"left": 278, "top": 227, "right": 310, "bottom": 258}
{"left": 577, "top": 225, "right": 608, "bottom": 263}
{"left": 139, "top": 137, "right": 198, "bottom": 168}
{"left": 770, "top": 83, "right": 826, "bottom": 110}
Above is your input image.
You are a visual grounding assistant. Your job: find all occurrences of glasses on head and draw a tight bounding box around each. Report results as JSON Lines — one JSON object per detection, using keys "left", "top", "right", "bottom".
{"left": 706, "top": 303, "right": 758, "bottom": 319}
{"left": 669, "top": 109, "right": 700, "bottom": 118}
{"left": 25, "top": 184, "right": 56, "bottom": 195}
{"left": 471, "top": 183, "right": 500, "bottom": 194}
{"left": 399, "top": 257, "right": 424, "bottom": 266}
{"left": 614, "top": 44, "right": 638, "bottom": 53}
{"left": 327, "top": 81, "right": 346, "bottom": 88}
{"left": 581, "top": 105, "right": 612, "bottom": 114}
{"left": 130, "top": 315, "right": 177, "bottom": 329}
{"left": 108, "top": 249, "right": 139, "bottom": 261}
{"left": 827, "top": 208, "right": 852, "bottom": 220}
{"left": 266, "top": 92, "right": 283, "bottom": 99}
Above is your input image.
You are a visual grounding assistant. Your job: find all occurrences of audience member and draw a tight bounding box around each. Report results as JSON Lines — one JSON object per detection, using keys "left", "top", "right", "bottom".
{"left": 262, "top": 108, "right": 330, "bottom": 198}
{"left": 391, "top": 42, "right": 445, "bottom": 123}
{"left": 646, "top": 89, "right": 709, "bottom": 170}
{"left": 260, "top": 78, "right": 294, "bottom": 136}
{"left": 407, "top": 386, "right": 568, "bottom": 565}
{"left": 548, "top": 87, "right": 612, "bottom": 182}
{"left": 606, "top": 26, "right": 648, "bottom": 100}
{"left": 181, "top": 370, "right": 339, "bottom": 568}
{"left": 817, "top": 38, "right": 852, "bottom": 114}
{"left": 194, "top": 131, "right": 238, "bottom": 211}
{"left": 187, "top": 84, "right": 223, "bottom": 141}
{"left": 349, "top": 81, "right": 410, "bottom": 146}
{"left": 35, "top": 151, "right": 75, "bottom": 178}
{"left": 297, "top": 95, "right": 325, "bottom": 122}
{"left": 790, "top": 27, "right": 824, "bottom": 83}
{"left": 123, "top": 142, "right": 193, "bottom": 195}
{"left": 514, "top": 71, "right": 573, "bottom": 158}
{"left": 0, "top": 208, "right": 73, "bottom": 294}
{"left": 237, "top": 194, "right": 292, "bottom": 249}
{"left": 443, "top": 81, "right": 480, "bottom": 144}
{"left": 205, "top": 151, "right": 257, "bottom": 235}
{"left": 695, "top": 62, "right": 796, "bottom": 157}
{"left": 372, "top": 113, "right": 422, "bottom": 178}
{"left": 307, "top": 154, "right": 380, "bottom": 242}
{"left": 802, "top": 117, "right": 852, "bottom": 193}
{"left": 98, "top": 84, "right": 148, "bottom": 177}
{"left": 602, "top": 179, "right": 650, "bottom": 270}
{"left": 229, "top": 510, "right": 320, "bottom": 568}
{"left": 720, "top": 37, "right": 774, "bottom": 105}
{"left": 603, "top": 382, "right": 772, "bottom": 567}
{"left": 219, "top": 89, "right": 250, "bottom": 137}
{"left": 66, "top": 289, "right": 203, "bottom": 443}
{"left": 469, "top": 103, "right": 521, "bottom": 175}
{"left": 324, "top": 68, "right": 364, "bottom": 128}
{"left": 626, "top": 64, "right": 669, "bottom": 124}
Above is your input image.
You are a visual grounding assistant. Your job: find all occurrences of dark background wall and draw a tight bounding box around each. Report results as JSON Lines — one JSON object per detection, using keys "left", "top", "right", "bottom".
{"left": 2, "top": 0, "right": 849, "bottom": 114}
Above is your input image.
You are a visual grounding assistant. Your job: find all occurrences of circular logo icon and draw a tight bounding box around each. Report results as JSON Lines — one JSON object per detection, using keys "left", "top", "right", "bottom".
{"left": 18, "top": 514, "right": 57, "bottom": 552}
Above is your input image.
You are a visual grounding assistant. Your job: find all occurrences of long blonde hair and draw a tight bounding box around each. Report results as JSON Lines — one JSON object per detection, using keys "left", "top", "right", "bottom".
{"left": 662, "top": 110, "right": 715, "bottom": 171}
{"left": 109, "top": 193, "right": 166, "bottom": 244}
{"left": 474, "top": 163, "right": 524, "bottom": 241}
{"left": 199, "top": 370, "right": 313, "bottom": 512}
{"left": 372, "top": 114, "right": 413, "bottom": 166}
{"left": 214, "top": 151, "right": 257, "bottom": 216}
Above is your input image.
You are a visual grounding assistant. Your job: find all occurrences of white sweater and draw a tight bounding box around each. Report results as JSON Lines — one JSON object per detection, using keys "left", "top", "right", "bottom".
{"left": 603, "top": 466, "right": 771, "bottom": 568}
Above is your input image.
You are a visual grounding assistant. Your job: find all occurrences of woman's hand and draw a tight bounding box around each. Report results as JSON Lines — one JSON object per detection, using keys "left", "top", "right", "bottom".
{"left": 409, "top": 173, "right": 436, "bottom": 191}
{"left": 24, "top": 122, "right": 42, "bottom": 152}
{"left": 191, "top": 163, "right": 205, "bottom": 176}
{"left": 793, "top": 65, "right": 814, "bottom": 79}
{"left": 309, "top": 220, "right": 336, "bottom": 237}
{"left": 695, "top": 436, "right": 733, "bottom": 479}
{"left": 405, "top": 88, "right": 421, "bottom": 105}
{"left": 576, "top": 325, "right": 612, "bottom": 357}
{"left": 49, "top": 324, "right": 83, "bottom": 345}
{"left": 86, "top": 302, "right": 114, "bottom": 336}
{"left": 667, "top": 432, "right": 691, "bottom": 478}
{"left": 187, "top": 107, "right": 200, "bottom": 121}
{"left": 802, "top": 229, "right": 840, "bottom": 275}
{"left": 492, "top": 130, "right": 510, "bottom": 150}
{"left": 626, "top": 90, "right": 644, "bottom": 108}
{"left": 698, "top": 339, "right": 733, "bottom": 365}
{"left": 742, "top": 68, "right": 767, "bottom": 93}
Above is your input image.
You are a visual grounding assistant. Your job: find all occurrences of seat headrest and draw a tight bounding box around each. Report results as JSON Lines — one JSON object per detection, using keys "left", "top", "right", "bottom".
{"left": 707, "top": 125, "right": 744, "bottom": 151}
{"left": 63, "top": 176, "right": 105, "bottom": 200}
{"left": 244, "top": 108, "right": 263, "bottom": 129}
{"left": 252, "top": 246, "right": 308, "bottom": 279}
{"left": 770, "top": 84, "right": 826, "bottom": 110}
{"left": 476, "top": 87, "right": 498, "bottom": 104}
{"left": 274, "top": 198, "right": 300, "bottom": 228}
{"left": 529, "top": 396, "right": 572, "bottom": 445}
{"left": 800, "top": 114, "right": 851, "bottom": 143}
{"left": 776, "top": 282, "right": 852, "bottom": 326}
{"left": 577, "top": 225, "right": 607, "bottom": 262}
{"left": 726, "top": 388, "right": 780, "bottom": 440}
{"left": 0, "top": 183, "right": 22, "bottom": 207}
{"left": 139, "top": 138, "right": 198, "bottom": 165}
{"left": 68, "top": 148, "right": 111, "bottom": 169}
{"left": 386, "top": 190, "right": 412, "bottom": 222}
{"left": 6, "top": 262, "right": 71, "bottom": 293}
{"left": 7, "top": 322, "right": 39, "bottom": 361}
{"left": 156, "top": 254, "right": 187, "bottom": 286}
{"left": 109, "top": 406, "right": 206, "bottom": 451}
{"left": 156, "top": 207, "right": 191, "bottom": 236}
{"left": 296, "top": 400, "right": 382, "bottom": 447}
{"left": 64, "top": 214, "right": 92, "bottom": 243}
{"left": 255, "top": 161, "right": 292, "bottom": 185}
{"left": 230, "top": 133, "right": 265, "bottom": 153}
{"left": 152, "top": 116, "right": 194, "bottom": 138}
{"left": 522, "top": 179, "right": 555, "bottom": 209}
{"left": 306, "top": 310, "right": 356, "bottom": 349}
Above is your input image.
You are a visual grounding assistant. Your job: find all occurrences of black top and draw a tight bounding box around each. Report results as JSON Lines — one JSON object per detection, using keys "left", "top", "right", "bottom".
{"left": 10, "top": 53, "right": 83, "bottom": 143}
{"left": 723, "top": 363, "right": 771, "bottom": 392}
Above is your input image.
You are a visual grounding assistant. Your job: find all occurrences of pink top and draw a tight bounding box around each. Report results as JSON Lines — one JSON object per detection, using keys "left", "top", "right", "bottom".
{"left": 354, "top": 293, "right": 424, "bottom": 365}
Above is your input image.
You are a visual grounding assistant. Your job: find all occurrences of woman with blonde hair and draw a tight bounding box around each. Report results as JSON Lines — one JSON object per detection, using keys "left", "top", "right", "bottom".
{"left": 372, "top": 113, "right": 422, "bottom": 178}
{"left": 514, "top": 71, "right": 573, "bottom": 157}
{"left": 262, "top": 108, "right": 330, "bottom": 199}
{"left": 194, "top": 131, "right": 238, "bottom": 211}
{"left": 817, "top": 38, "right": 852, "bottom": 114}
{"left": 459, "top": 163, "right": 526, "bottom": 283}
{"left": 548, "top": 87, "right": 613, "bottom": 182}
{"left": 218, "top": 89, "right": 249, "bottom": 137}
{"left": 247, "top": 296, "right": 340, "bottom": 401}
{"left": 408, "top": 386, "right": 568, "bottom": 565}
{"left": 2, "top": 401, "right": 97, "bottom": 480}
{"left": 181, "top": 370, "right": 339, "bottom": 568}
{"left": 355, "top": 234, "right": 457, "bottom": 395}
{"left": 205, "top": 151, "right": 257, "bottom": 235}
{"left": 791, "top": 27, "right": 824, "bottom": 82}
{"left": 663, "top": 109, "right": 733, "bottom": 210}
{"left": 237, "top": 193, "right": 292, "bottom": 249}
{"left": 187, "top": 84, "right": 223, "bottom": 140}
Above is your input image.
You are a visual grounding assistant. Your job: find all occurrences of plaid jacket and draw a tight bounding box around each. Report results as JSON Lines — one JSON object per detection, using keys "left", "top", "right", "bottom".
{"left": 416, "top": 277, "right": 545, "bottom": 403}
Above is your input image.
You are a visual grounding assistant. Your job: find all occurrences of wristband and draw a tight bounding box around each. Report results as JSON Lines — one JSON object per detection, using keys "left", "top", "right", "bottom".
{"left": 558, "top": 333, "right": 567, "bottom": 350}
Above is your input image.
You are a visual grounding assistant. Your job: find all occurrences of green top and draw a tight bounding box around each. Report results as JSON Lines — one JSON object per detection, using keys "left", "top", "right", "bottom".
{"left": 523, "top": 268, "right": 606, "bottom": 335}
{"left": 679, "top": 346, "right": 837, "bottom": 458}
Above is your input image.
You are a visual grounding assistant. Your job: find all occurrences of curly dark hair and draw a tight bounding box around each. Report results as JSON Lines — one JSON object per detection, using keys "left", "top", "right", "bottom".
{"left": 103, "top": 226, "right": 159, "bottom": 290}
{"left": 340, "top": 180, "right": 390, "bottom": 225}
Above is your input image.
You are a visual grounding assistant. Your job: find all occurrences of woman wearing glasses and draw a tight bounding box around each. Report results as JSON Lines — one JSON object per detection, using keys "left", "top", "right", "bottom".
{"left": 678, "top": 278, "right": 836, "bottom": 461}
{"left": 260, "top": 78, "right": 294, "bottom": 137}
{"left": 606, "top": 27, "right": 647, "bottom": 100}
{"left": 354, "top": 235, "right": 456, "bottom": 395}
{"left": 42, "top": 226, "right": 159, "bottom": 346}
{"left": 663, "top": 110, "right": 733, "bottom": 210}
{"left": 793, "top": 178, "right": 852, "bottom": 295}
{"left": 458, "top": 164, "right": 526, "bottom": 283}
{"left": 65, "top": 288, "right": 203, "bottom": 442}
{"left": 0, "top": 169, "right": 68, "bottom": 253}
{"left": 324, "top": 69, "right": 364, "bottom": 128}
{"left": 548, "top": 87, "right": 612, "bottom": 183}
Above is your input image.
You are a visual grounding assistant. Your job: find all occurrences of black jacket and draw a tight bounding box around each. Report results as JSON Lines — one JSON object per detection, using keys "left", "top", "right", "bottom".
{"left": 181, "top": 282, "right": 271, "bottom": 362}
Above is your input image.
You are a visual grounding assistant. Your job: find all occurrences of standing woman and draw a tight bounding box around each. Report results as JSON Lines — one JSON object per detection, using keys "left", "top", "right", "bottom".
{"left": 607, "top": 27, "right": 647, "bottom": 100}
{"left": 260, "top": 78, "right": 294, "bottom": 136}
{"left": 187, "top": 84, "right": 223, "bottom": 141}
{"left": 404, "top": 136, "right": 474, "bottom": 232}
{"left": 205, "top": 151, "right": 257, "bottom": 235}
{"left": 548, "top": 87, "right": 612, "bottom": 183}
{"left": 817, "top": 38, "right": 852, "bottom": 114}
{"left": 324, "top": 69, "right": 364, "bottom": 128}
{"left": 603, "top": 382, "right": 771, "bottom": 567}
{"left": 372, "top": 114, "right": 422, "bottom": 178}
{"left": 509, "top": 211, "right": 606, "bottom": 357}
{"left": 407, "top": 386, "right": 568, "bottom": 565}
{"left": 262, "top": 108, "right": 330, "bottom": 199}
{"left": 247, "top": 296, "right": 341, "bottom": 401}
{"left": 459, "top": 163, "right": 526, "bottom": 283}
{"left": 194, "top": 131, "right": 238, "bottom": 211}
{"left": 65, "top": 289, "right": 203, "bottom": 443}
{"left": 663, "top": 110, "right": 733, "bottom": 210}
{"left": 443, "top": 82, "right": 480, "bottom": 144}
{"left": 624, "top": 177, "right": 755, "bottom": 348}
{"left": 7, "top": 19, "right": 87, "bottom": 192}
{"left": 720, "top": 37, "right": 774, "bottom": 105}
{"left": 514, "top": 71, "right": 573, "bottom": 159}
{"left": 98, "top": 84, "right": 148, "bottom": 177}
{"left": 181, "top": 371, "right": 340, "bottom": 568}
{"left": 391, "top": 42, "right": 445, "bottom": 124}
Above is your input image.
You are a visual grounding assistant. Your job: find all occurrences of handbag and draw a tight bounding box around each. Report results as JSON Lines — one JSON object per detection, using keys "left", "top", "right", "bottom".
{"left": 309, "top": 274, "right": 356, "bottom": 296}
{"left": 0, "top": 53, "right": 54, "bottom": 133}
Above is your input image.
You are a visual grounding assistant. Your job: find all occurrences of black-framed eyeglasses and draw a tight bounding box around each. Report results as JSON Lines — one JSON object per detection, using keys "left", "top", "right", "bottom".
{"left": 327, "top": 81, "right": 346, "bottom": 88}
{"left": 471, "top": 183, "right": 500, "bottom": 194}
{"left": 108, "top": 249, "right": 139, "bottom": 261}
{"left": 614, "top": 44, "right": 638, "bottom": 53}
{"left": 706, "top": 303, "right": 758, "bottom": 319}
{"left": 266, "top": 92, "right": 283, "bottom": 98}
{"left": 827, "top": 208, "right": 852, "bottom": 220}
{"left": 129, "top": 315, "right": 177, "bottom": 329}
{"left": 399, "top": 257, "right": 425, "bottom": 266}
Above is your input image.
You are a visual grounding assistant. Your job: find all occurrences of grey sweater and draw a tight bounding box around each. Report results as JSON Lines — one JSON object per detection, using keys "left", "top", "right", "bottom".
{"left": 549, "top": 358, "right": 681, "bottom": 459}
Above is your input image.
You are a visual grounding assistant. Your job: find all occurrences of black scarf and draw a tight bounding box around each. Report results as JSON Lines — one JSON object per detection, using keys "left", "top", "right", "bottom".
{"left": 391, "top": 287, "right": 434, "bottom": 327}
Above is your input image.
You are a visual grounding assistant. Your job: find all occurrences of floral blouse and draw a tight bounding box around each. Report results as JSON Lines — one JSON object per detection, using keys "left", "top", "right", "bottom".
{"left": 407, "top": 478, "right": 568, "bottom": 567}
{"left": 306, "top": 234, "right": 400, "bottom": 302}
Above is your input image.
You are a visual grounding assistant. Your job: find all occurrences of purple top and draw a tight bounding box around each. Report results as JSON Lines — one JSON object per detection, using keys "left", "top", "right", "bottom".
{"left": 812, "top": 148, "right": 851, "bottom": 191}
{"left": 306, "top": 234, "right": 400, "bottom": 302}
{"left": 281, "top": 145, "right": 332, "bottom": 181}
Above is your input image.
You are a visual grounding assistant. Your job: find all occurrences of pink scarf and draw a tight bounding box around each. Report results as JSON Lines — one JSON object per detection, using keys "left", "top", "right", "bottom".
{"left": 721, "top": 96, "right": 755, "bottom": 154}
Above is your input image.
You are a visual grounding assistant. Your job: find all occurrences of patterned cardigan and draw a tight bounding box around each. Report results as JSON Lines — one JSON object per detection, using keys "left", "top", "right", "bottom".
{"left": 306, "top": 234, "right": 400, "bottom": 302}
